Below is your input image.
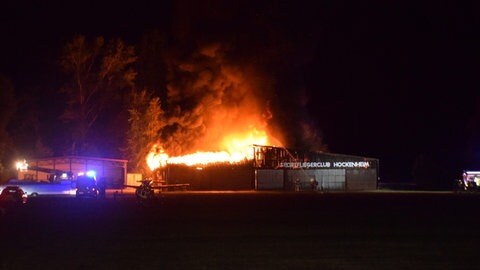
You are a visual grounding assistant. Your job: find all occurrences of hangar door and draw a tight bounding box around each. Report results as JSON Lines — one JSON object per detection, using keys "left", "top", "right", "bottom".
{"left": 286, "top": 169, "right": 346, "bottom": 191}
{"left": 317, "top": 169, "right": 346, "bottom": 190}
{"left": 256, "top": 169, "right": 284, "bottom": 190}
{"left": 346, "top": 169, "right": 377, "bottom": 190}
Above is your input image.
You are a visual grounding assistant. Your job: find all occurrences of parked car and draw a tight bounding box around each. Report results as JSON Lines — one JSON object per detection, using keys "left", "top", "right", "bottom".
{"left": 0, "top": 186, "right": 27, "bottom": 204}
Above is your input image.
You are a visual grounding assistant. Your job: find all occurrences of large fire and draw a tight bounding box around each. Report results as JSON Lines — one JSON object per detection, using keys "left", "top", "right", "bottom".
{"left": 146, "top": 128, "right": 275, "bottom": 170}
{"left": 143, "top": 43, "right": 286, "bottom": 171}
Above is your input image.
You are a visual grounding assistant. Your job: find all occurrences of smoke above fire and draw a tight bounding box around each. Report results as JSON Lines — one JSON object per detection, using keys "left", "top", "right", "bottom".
{"left": 146, "top": 43, "right": 282, "bottom": 170}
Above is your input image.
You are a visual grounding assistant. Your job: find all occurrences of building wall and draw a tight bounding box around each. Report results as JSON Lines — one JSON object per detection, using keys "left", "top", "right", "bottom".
{"left": 259, "top": 169, "right": 347, "bottom": 191}
{"left": 346, "top": 168, "right": 377, "bottom": 190}
{"left": 256, "top": 169, "right": 284, "bottom": 190}
{"left": 256, "top": 168, "right": 377, "bottom": 191}
{"left": 166, "top": 164, "right": 254, "bottom": 190}
{"left": 163, "top": 146, "right": 379, "bottom": 191}
{"left": 126, "top": 173, "right": 143, "bottom": 187}
{"left": 252, "top": 145, "right": 379, "bottom": 191}
{"left": 166, "top": 165, "right": 377, "bottom": 191}
{"left": 19, "top": 156, "right": 127, "bottom": 188}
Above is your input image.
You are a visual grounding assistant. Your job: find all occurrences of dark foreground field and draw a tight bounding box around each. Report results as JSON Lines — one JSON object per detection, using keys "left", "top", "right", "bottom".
{"left": 1, "top": 191, "right": 480, "bottom": 269}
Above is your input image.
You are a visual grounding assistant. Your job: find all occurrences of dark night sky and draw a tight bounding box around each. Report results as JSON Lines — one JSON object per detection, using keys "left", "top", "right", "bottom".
{"left": 1, "top": 0, "right": 479, "bottom": 182}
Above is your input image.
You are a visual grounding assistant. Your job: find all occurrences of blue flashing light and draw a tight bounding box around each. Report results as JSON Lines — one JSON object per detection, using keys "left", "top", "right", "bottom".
{"left": 86, "top": 170, "right": 96, "bottom": 177}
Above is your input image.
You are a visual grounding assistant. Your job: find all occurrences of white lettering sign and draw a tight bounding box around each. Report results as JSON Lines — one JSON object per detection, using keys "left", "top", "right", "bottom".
{"left": 333, "top": 161, "right": 370, "bottom": 168}
{"left": 280, "top": 162, "right": 331, "bottom": 168}
{"left": 278, "top": 161, "right": 370, "bottom": 169}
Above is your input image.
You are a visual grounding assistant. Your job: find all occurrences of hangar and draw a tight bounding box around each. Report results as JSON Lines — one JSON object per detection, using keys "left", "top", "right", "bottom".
{"left": 161, "top": 145, "right": 379, "bottom": 191}
{"left": 18, "top": 156, "right": 128, "bottom": 188}
{"left": 253, "top": 145, "right": 379, "bottom": 191}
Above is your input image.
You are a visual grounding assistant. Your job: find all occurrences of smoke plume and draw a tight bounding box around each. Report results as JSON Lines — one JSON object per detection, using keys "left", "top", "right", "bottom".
{"left": 158, "top": 43, "right": 280, "bottom": 155}
{"left": 149, "top": 1, "right": 328, "bottom": 154}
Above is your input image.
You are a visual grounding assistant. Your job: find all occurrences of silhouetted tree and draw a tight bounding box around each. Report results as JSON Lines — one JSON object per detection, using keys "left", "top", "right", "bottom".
{"left": 59, "top": 35, "right": 137, "bottom": 155}
{"left": 9, "top": 87, "right": 54, "bottom": 159}
{"left": 0, "top": 76, "right": 17, "bottom": 181}
{"left": 124, "top": 90, "right": 166, "bottom": 175}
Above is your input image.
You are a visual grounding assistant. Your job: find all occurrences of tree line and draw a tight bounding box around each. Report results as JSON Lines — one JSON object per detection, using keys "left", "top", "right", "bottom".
{"left": 0, "top": 26, "right": 332, "bottom": 183}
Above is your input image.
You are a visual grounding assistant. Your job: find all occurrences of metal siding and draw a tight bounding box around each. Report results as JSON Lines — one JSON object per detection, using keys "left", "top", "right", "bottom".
{"left": 346, "top": 169, "right": 377, "bottom": 190}
{"left": 286, "top": 170, "right": 318, "bottom": 190}
{"left": 166, "top": 165, "right": 254, "bottom": 190}
{"left": 256, "top": 169, "right": 284, "bottom": 190}
{"left": 284, "top": 169, "right": 346, "bottom": 191}
{"left": 316, "top": 169, "right": 346, "bottom": 190}
{"left": 20, "top": 157, "right": 127, "bottom": 188}
{"left": 127, "top": 173, "right": 143, "bottom": 186}
{"left": 102, "top": 167, "right": 124, "bottom": 188}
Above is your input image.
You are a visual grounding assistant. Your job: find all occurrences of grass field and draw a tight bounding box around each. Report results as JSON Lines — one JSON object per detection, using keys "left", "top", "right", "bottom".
{"left": 1, "top": 191, "right": 480, "bottom": 269}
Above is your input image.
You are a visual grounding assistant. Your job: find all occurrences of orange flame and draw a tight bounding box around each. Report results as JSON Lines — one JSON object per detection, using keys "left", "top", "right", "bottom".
{"left": 146, "top": 147, "right": 168, "bottom": 170}
{"left": 146, "top": 128, "right": 277, "bottom": 170}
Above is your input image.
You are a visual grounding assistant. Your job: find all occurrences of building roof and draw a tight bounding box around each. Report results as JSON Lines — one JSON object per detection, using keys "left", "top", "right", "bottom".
{"left": 27, "top": 156, "right": 128, "bottom": 163}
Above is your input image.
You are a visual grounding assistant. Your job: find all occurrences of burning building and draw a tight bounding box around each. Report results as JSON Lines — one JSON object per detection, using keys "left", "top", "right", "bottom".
{"left": 253, "top": 145, "right": 378, "bottom": 191}
{"left": 147, "top": 145, "right": 378, "bottom": 191}
{"left": 139, "top": 43, "right": 378, "bottom": 191}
